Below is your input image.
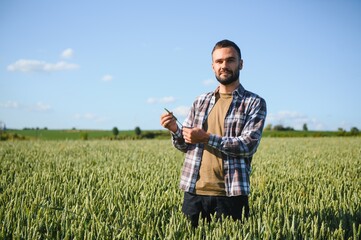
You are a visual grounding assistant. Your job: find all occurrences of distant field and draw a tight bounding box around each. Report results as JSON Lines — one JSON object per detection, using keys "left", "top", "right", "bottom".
{"left": 3, "top": 129, "right": 359, "bottom": 140}
{"left": 1, "top": 138, "right": 360, "bottom": 239}
{"left": 4, "top": 129, "right": 169, "bottom": 140}
{"left": 6, "top": 129, "right": 114, "bottom": 140}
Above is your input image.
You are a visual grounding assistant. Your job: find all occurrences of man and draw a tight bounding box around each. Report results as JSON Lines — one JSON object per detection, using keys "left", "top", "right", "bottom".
{"left": 160, "top": 39, "right": 267, "bottom": 227}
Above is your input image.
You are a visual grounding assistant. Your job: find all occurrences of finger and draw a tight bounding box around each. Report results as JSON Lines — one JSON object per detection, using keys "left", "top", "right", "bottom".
{"left": 163, "top": 118, "right": 177, "bottom": 129}
{"left": 160, "top": 117, "right": 169, "bottom": 127}
{"left": 183, "top": 131, "right": 191, "bottom": 142}
{"left": 182, "top": 127, "right": 190, "bottom": 134}
{"left": 162, "top": 119, "right": 172, "bottom": 128}
{"left": 160, "top": 113, "right": 168, "bottom": 120}
{"left": 160, "top": 116, "right": 167, "bottom": 126}
{"left": 161, "top": 114, "right": 172, "bottom": 124}
{"left": 161, "top": 113, "right": 171, "bottom": 121}
{"left": 184, "top": 137, "right": 192, "bottom": 144}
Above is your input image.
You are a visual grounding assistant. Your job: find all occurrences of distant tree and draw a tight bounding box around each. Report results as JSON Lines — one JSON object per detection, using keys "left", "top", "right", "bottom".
{"left": 0, "top": 121, "right": 4, "bottom": 136}
{"left": 273, "top": 124, "right": 294, "bottom": 131}
{"left": 350, "top": 127, "right": 359, "bottom": 135}
{"left": 337, "top": 127, "right": 346, "bottom": 136}
{"left": 264, "top": 124, "right": 272, "bottom": 131}
{"left": 143, "top": 131, "right": 155, "bottom": 139}
{"left": 303, "top": 123, "right": 308, "bottom": 131}
{"left": 135, "top": 126, "right": 142, "bottom": 136}
{"left": 273, "top": 124, "right": 284, "bottom": 131}
{"left": 112, "top": 127, "right": 119, "bottom": 139}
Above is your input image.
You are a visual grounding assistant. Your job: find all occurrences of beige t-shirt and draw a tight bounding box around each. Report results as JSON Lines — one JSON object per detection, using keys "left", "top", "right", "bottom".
{"left": 195, "top": 92, "right": 233, "bottom": 196}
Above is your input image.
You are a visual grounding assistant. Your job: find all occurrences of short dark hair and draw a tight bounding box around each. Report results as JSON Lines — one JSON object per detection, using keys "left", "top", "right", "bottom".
{"left": 212, "top": 39, "right": 242, "bottom": 59}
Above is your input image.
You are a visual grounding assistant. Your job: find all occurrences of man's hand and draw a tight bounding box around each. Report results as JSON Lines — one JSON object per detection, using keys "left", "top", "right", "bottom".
{"left": 182, "top": 127, "right": 210, "bottom": 144}
{"left": 160, "top": 112, "right": 178, "bottom": 133}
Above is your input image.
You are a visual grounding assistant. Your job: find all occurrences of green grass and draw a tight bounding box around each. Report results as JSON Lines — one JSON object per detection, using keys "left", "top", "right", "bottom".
{"left": 0, "top": 138, "right": 360, "bottom": 239}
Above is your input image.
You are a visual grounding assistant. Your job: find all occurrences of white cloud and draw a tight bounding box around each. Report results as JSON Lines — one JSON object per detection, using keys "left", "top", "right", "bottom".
{"left": 146, "top": 96, "right": 176, "bottom": 104}
{"left": 7, "top": 59, "right": 79, "bottom": 72}
{"left": 203, "top": 78, "right": 216, "bottom": 86}
{"left": 267, "top": 111, "right": 307, "bottom": 123}
{"left": 160, "top": 96, "right": 175, "bottom": 104}
{"left": 0, "top": 100, "right": 51, "bottom": 112}
{"left": 74, "top": 113, "right": 106, "bottom": 123}
{"left": 43, "top": 61, "right": 78, "bottom": 71}
{"left": 0, "top": 101, "right": 21, "bottom": 109}
{"left": 173, "top": 105, "right": 190, "bottom": 117}
{"left": 102, "top": 74, "right": 113, "bottom": 82}
{"left": 30, "top": 102, "right": 51, "bottom": 112}
{"left": 61, "top": 48, "right": 74, "bottom": 59}
{"left": 267, "top": 111, "right": 326, "bottom": 130}
{"left": 146, "top": 97, "right": 157, "bottom": 104}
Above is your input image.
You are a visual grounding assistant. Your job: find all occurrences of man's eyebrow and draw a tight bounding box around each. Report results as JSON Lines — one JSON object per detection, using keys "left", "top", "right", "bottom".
{"left": 214, "top": 56, "right": 236, "bottom": 62}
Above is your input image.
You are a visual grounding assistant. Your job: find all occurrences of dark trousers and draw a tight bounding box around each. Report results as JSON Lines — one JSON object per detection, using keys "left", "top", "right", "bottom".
{"left": 182, "top": 192, "right": 249, "bottom": 228}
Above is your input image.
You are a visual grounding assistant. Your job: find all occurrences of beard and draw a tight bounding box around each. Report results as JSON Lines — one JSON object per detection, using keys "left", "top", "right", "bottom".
{"left": 215, "top": 69, "right": 240, "bottom": 85}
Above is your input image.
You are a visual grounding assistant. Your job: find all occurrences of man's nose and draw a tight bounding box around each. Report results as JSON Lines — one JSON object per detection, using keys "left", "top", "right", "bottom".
{"left": 221, "top": 63, "right": 229, "bottom": 70}
{"left": 221, "top": 61, "right": 229, "bottom": 69}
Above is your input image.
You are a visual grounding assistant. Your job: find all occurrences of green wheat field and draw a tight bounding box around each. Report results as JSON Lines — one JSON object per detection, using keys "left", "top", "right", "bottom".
{"left": 1, "top": 138, "right": 360, "bottom": 239}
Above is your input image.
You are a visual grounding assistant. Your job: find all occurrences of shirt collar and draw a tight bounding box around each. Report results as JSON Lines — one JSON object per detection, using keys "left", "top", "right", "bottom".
{"left": 213, "top": 83, "right": 245, "bottom": 98}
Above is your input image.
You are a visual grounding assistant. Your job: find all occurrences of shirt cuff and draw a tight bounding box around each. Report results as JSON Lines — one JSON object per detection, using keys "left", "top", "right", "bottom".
{"left": 171, "top": 127, "right": 183, "bottom": 139}
{"left": 208, "top": 133, "right": 222, "bottom": 148}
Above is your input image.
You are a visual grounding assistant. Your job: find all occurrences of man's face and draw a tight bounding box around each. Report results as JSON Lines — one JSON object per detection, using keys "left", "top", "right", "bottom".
{"left": 212, "top": 47, "right": 243, "bottom": 85}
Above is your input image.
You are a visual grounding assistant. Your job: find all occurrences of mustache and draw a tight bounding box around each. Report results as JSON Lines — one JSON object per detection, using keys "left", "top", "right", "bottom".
{"left": 220, "top": 69, "right": 232, "bottom": 74}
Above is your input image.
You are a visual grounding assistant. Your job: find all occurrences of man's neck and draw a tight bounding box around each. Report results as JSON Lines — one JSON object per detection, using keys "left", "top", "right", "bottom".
{"left": 219, "top": 80, "right": 240, "bottom": 94}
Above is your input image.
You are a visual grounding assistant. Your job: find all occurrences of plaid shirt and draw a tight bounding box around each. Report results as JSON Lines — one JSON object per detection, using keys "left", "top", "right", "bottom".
{"left": 171, "top": 84, "right": 267, "bottom": 196}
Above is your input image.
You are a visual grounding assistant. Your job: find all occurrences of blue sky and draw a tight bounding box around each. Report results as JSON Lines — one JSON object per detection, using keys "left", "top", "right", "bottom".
{"left": 1, "top": 0, "right": 360, "bottom": 131}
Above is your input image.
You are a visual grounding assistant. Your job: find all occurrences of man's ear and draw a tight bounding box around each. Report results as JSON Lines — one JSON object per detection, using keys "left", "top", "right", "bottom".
{"left": 239, "top": 59, "right": 243, "bottom": 70}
